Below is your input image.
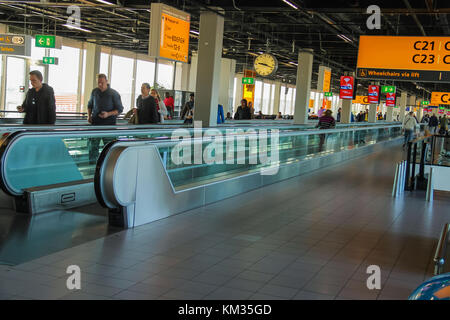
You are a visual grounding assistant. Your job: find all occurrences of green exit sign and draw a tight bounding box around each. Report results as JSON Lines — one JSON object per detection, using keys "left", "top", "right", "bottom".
{"left": 381, "top": 86, "right": 396, "bottom": 94}
{"left": 422, "top": 101, "right": 429, "bottom": 105}
{"left": 242, "top": 77, "right": 254, "bottom": 85}
{"left": 42, "top": 57, "right": 58, "bottom": 65}
{"left": 36, "top": 35, "right": 56, "bottom": 48}
{"left": 324, "top": 92, "right": 333, "bottom": 97}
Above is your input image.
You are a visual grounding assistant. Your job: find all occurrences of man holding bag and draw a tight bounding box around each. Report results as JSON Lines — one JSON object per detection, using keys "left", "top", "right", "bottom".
{"left": 402, "top": 111, "right": 418, "bottom": 148}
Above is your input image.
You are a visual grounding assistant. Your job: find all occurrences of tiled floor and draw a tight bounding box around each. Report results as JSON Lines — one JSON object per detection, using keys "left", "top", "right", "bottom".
{"left": 0, "top": 144, "right": 448, "bottom": 300}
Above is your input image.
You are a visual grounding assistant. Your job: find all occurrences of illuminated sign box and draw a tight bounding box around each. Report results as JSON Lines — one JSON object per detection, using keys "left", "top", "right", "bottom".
{"left": 149, "top": 3, "right": 190, "bottom": 63}
{"left": 431, "top": 92, "right": 450, "bottom": 105}
{"left": 356, "top": 36, "right": 450, "bottom": 82}
{"left": 0, "top": 34, "right": 31, "bottom": 56}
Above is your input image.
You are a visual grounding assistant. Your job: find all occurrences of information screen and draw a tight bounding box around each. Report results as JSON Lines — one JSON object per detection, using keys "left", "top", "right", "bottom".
{"left": 356, "top": 36, "right": 450, "bottom": 82}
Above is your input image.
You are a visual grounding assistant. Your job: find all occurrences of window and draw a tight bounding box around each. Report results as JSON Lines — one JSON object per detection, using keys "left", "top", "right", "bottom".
{"left": 279, "top": 85, "right": 286, "bottom": 115}
{"left": 100, "top": 53, "right": 109, "bottom": 77}
{"left": 156, "top": 61, "right": 174, "bottom": 89}
{"left": 269, "top": 84, "right": 275, "bottom": 114}
{"left": 80, "top": 49, "right": 87, "bottom": 110}
{"left": 232, "top": 77, "right": 238, "bottom": 112}
{"left": 286, "top": 87, "right": 293, "bottom": 115}
{"left": 48, "top": 46, "right": 80, "bottom": 113}
{"left": 291, "top": 89, "right": 296, "bottom": 115}
{"left": 254, "top": 81, "right": 262, "bottom": 112}
{"left": 110, "top": 55, "right": 134, "bottom": 112}
{"left": 4, "top": 57, "right": 25, "bottom": 116}
{"left": 262, "top": 83, "right": 271, "bottom": 114}
{"left": 135, "top": 59, "right": 155, "bottom": 99}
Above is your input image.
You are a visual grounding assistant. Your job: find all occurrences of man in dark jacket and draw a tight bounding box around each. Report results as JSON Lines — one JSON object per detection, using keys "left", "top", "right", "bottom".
{"left": 17, "top": 70, "right": 56, "bottom": 125}
{"left": 136, "top": 83, "right": 159, "bottom": 124}
{"left": 234, "top": 99, "right": 251, "bottom": 120}
{"left": 87, "top": 74, "right": 124, "bottom": 164}
{"left": 429, "top": 113, "right": 439, "bottom": 134}
{"left": 180, "top": 93, "right": 194, "bottom": 120}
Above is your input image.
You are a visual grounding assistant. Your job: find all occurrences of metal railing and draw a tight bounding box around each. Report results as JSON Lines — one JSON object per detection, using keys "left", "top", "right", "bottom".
{"left": 434, "top": 223, "right": 450, "bottom": 275}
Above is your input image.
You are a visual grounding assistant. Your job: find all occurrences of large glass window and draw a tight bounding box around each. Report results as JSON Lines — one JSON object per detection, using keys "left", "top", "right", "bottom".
{"left": 48, "top": 46, "right": 80, "bottom": 113}
{"left": 4, "top": 57, "right": 26, "bottom": 116}
{"left": 286, "top": 87, "right": 293, "bottom": 115}
{"left": 135, "top": 59, "right": 155, "bottom": 99}
{"left": 100, "top": 53, "right": 109, "bottom": 77}
{"left": 110, "top": 55, "right": 133, "bottom": 112}
{"left": 262, "top": 83, "right": 271, "bottom": 114}
{"left": 254, "top": 80, "right": 262, "bottom": 112}
{"left": 279, "top": 85, "right": 286, "bottom": 115}
{"left": 269, "top": 84, "right": 275, "bottom": 114}
{"left": 80, "top": 49, "right": 87, "bottom": 110}
{"left": 232, "top": 77, "right": 238, "bottom": 112}
{"left": 291, "top": 89, "right": 296, "bottom": 115}
{"left": 156, "top": 61, "right": 174, "bottom": 89}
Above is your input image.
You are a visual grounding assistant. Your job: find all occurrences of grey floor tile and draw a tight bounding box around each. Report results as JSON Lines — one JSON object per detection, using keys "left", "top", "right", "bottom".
{"left": 113, "top": 290, "right": 159, "bottom": 300}
{"left": 293, "top": 291, "right": 335, "bottom": 300}
{"left": 204, "top": 287, "right": 254, "bottom": 300}
{"left": 257, "top": 284, "right": 298, "bottom": 299}
{"left": 178, "top": 281, "right": 218, "bottom": 296}
{"left": 237, "top": 270, "right": 275, "bottom": 283}
{"left": 192, "top": 271, "right": 234, "bottom": 286}
{"left": 160, "top": 289, "right": 205, "bottom": 300}
{"left": 223, "top": 277, "right": 266, "bottom": 292}
{"left": 248, "top": 293, "right": 286, "bottom": 300}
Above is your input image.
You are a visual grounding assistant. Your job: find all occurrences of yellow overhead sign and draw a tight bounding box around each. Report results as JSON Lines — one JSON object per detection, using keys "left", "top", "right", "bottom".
{"left": 431, "top": 92, "right": 450, "bottom": 105}
{"left": 352, "top": 96, "right": 369, "bottom": 105}
{"left": 149, "top": 3, "right": 190, "bottom": 63}
{"left": 356, "top": 36, "right": 450, "bottom": 82}
{"left": 323, "top": 70, "right": 331, "bottom": 93}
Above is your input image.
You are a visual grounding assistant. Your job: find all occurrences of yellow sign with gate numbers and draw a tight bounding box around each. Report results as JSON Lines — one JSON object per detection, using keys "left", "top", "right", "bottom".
{"left": 431, "top": 92, "right": 450, "bottom": 105}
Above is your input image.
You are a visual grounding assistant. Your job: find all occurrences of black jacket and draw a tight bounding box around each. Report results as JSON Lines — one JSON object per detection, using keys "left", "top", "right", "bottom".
{"left": 429, "top": 115, "right": 439, "bottom": 127}
{"left": 234, "top": 106, "right": 252, "bottom": 120}
{"left": 136, "top": 95, "right": 159, "bottom": 124}
{"left": 87, "top": 86, "right": 124, "bottom": 125}
{"left": 21, "top": 83, "right": 56, "bottom": 125}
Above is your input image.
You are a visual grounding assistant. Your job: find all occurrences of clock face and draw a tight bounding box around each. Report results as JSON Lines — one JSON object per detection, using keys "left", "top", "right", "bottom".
{"left": 254, "top": 53, "right": 278, "bottom": 77}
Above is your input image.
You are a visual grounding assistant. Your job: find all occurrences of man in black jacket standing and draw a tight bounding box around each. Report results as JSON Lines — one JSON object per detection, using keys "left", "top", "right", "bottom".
{"left": 429, "top": 113, "right": 439, "bottom": 134}
{"left": 87, "top": 73, "right": 124, "bottom": 164}
{"left": 17, "top": 70, "right": 56, "bottom": 125}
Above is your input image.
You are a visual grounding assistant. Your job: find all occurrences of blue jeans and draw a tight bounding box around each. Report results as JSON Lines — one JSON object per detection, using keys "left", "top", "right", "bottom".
{"left": 404, "top": 129, "right": 413, "bottom": 145}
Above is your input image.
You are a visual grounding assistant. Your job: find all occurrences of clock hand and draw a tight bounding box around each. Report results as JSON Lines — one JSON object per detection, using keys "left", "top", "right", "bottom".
{"left": 258, "top": 62, "right": 271, "bottom": 67}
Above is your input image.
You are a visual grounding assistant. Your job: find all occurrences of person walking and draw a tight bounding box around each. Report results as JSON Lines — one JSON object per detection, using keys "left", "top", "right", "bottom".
{"left": 87, "top": 73, "right": 124, "bottom": 163}
{"left": 316, "top": 109, "right": 336, "bottom": 151}
{"left": 234, "top": 99, "right": 252, "bottom": 120}
{"left": 135, "top": 83, "right": 159, "bottom": 124}
{"left": 17, "top": 70, "right": 56, "bottom": 125}
{"left": 163, "top": 92, "right": 175, "bottom": 119}
{"left": 402, "top": 111, "right": 418, "bottom": 148}
{"left": 429, "top": 113, "right": 439, "bottom": 134}
{"left": 181, "top": 93, "right": 194, "bottom": 120}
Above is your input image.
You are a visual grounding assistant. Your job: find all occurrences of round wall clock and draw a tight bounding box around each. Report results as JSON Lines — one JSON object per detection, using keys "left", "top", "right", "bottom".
{"left": 254, "top": 53, "right": 278, "bottom": 77}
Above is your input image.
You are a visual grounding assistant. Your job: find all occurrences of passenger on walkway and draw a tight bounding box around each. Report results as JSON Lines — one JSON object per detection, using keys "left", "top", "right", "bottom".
{"left": 181, "top": 93, "right": 194, "bottom": 120}
{"left": 439, "top": 115, "right": 448, "bottom": 135}
{"left": 336, "top": 108, "right": 342, "bottom": 122}
{"left": 135, "top": 83, "right": 159, "bottom": 124}
{"left": 217, "top": 104, "right": 225, "bottom": 124}
{"left": 429, "top": 113, "right": 439, "bottom": 134}
{"left": 163, "top": 92, "right": 175, "bottom": 119}
{"left": 226, "top": 112, "right": 232, "bottom": 120}
{"left": 402, "top": 111, "right": 418, "bottom": 148}
{"left": 234, "top": 99, "right": 252, "bottom": 120}
{"left": 276, "top": 112, "right": 283, "bottom": 120}
{"left": 255, "top": 111, "right": 264, "bottom": 119}
{"left": 151, "top": 89, "right": 167, "bottom": 123}
{"left": 87, "top": 73, "right": 124, "bottom": 164}
{"left": 316, "top": 109, "right": 335, "bottom": 151}
{"left": 17, "top": 70, "right": 56, "bottom": 125}
{"left": 356, "top": 111, "right": 364, "bottom": 122}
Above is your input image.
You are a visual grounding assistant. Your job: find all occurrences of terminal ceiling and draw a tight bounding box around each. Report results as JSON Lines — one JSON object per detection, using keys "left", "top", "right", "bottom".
{"left": 1, "top": 0, "right": 450, "bottom": 98}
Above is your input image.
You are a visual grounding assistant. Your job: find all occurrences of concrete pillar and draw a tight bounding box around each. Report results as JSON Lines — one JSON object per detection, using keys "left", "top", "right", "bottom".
{"left": 386, "top": 107, "right": 394, "bottom": 122}
{"left": 399, "top": 92, "right": 408, "bottom": 123}
{"left": 180, "top": 62, "right": 190, "bottom": 91}
{"left": 233, "top": 73, "right": 243, "bottom": 114}
{"left": 341, "top": 99, "right": 352, "bottom": 124}
{"left": 273, "top": 82, "right": 281, "bottom": 115}
{"left": 194, "top": 8, "right": 224, "bottom": 127}
{"left": 83, "top": 43, "right": 101, "bottom": 112}
{"left": 293, "top": 49, "right": 313, "bottom": 124}
{"left": 368, "top": 104, "right": 377, "bottom": 122}
{"left": 218, "top": 58, "right": 236, "bottom": 113}
{"left": 188, "top": 52, "right": 198, "bottom": 92}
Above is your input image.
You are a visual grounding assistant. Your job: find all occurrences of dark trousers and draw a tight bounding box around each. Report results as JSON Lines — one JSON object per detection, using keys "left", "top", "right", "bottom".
{"left": 88, "top": 137, "right": 115, "bottom": 165}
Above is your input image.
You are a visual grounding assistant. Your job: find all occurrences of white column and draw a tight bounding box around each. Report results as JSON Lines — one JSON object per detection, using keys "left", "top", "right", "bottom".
{"left": 293, "top": 49, "right": 313, "bottom": 124}
{"left": 233, "top": 73, "right": 243, "bottom": 114}
{"left": 386, "top": 107, "right": 394, "bottom": 122}
{"left": 180, "top": 62, "right": 190, "bottom": 91}
{"left": 399, "top": 92, "right": 408, "bottom": 123}
{"left": 83, "top": 43, "right": 101, "bottom": 112}
{"left": 368, "top": 104, "right": 377, "bottom": 122}
{"left": 194, "top": 8, "right": 224, "bottom": 127}
{"left": 341, "top": 99, "right": 352, "bottom": 123}
{"left": 218, "top": 58, "right": 236, "bottom": 112}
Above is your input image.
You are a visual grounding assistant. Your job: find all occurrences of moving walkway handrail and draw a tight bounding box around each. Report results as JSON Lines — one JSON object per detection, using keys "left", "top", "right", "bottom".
{"left": 434, "top": 223, "right": 450, "bottom": 275}
{"left": 0, "top": 124, "right": 403, "bottom": 197}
